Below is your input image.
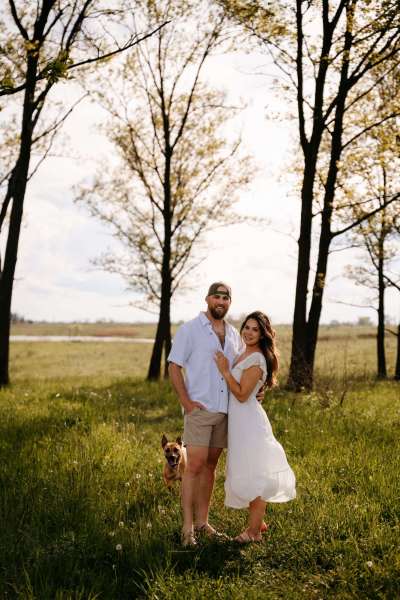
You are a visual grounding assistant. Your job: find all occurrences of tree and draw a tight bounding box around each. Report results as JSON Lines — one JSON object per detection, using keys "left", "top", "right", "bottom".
{"left": 0, "top": 0, "right": 166, "bottom": 387}
{"left": 79, "top": 0, "right": 254, "bottom": 380}
{"left": 219, "top": 0, "right": 400, "bottom": 389}
{"left": 388, "top": 313, "right": 400, "bottom": 381}
{"left": 345, "top": 201, "right": 399, "bottom": 378}
{"left": 340, "top": 93, "right": 400, "bottom": 378}
{"left": 381, "top": 267, "right": 400, "bottom": 381}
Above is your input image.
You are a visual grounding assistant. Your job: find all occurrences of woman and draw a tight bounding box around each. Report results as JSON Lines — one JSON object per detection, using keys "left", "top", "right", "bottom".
{"left": 215, "top": 311, "right": 296, "bottom": 543}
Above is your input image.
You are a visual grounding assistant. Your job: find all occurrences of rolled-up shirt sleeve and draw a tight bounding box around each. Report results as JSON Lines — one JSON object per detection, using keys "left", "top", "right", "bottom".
{"left": 167, "top": 324, "right": 192, "bottom": 367}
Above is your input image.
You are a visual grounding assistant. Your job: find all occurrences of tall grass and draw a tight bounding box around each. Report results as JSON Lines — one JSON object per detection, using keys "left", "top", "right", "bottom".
{"left": 0, "top": 339, "right": 399, "bottom": 598}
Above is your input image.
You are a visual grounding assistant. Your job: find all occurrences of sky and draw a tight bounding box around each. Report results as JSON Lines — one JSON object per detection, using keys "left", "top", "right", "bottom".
{"left": 8, "top": 44, "right": 399, "bottom": 326}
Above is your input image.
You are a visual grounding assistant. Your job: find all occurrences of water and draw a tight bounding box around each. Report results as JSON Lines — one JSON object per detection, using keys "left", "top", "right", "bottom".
{"left": 10, "top": 335, "right": 154, "bottom": 343}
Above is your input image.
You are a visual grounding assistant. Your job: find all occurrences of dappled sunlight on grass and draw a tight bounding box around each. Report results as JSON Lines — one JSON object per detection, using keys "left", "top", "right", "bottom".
{"left": 1, "top": 338, "right": 399, "bottom": 597}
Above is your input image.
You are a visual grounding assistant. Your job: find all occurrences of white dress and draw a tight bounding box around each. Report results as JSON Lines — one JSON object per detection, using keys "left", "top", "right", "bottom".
{"left": 225, "top": 352, "right": 296, "bottom": 508}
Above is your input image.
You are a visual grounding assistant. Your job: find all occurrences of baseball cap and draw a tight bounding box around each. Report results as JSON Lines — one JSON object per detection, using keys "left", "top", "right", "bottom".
{"left": 207, "top": 282, "right": 232, "bottom": 299}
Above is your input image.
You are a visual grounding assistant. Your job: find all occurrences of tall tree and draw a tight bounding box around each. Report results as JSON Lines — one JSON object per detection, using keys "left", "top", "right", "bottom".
{"left": 220, "top": 0, "right": 400, "bottom": 389}
{"left": 345, "top": 201, "right": 399, "bottom": 378}
{"left": 79, "top": 0, "right": 254, "bottom": 380}
{"left": 339, "top": 91, "right": 400, "bottom": 378}
{"left": 386, "top": 288, "right": 400, "bottom": 381}
{"left": 0, "top": 0, "right": 165, "bottom": 387}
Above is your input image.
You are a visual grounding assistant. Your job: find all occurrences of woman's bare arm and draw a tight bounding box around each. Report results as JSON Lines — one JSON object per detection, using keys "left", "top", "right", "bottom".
{"left": 214, "top": 352, "right": 262, "bottom": 403}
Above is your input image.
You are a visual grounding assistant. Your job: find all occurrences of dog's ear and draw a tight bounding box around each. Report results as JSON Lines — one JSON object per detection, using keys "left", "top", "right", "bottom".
{"left": 176, "top": 436, "right": 182, "bottom": 446}
{"left": 161, "top": 434, "right": 168, "bottom": 448}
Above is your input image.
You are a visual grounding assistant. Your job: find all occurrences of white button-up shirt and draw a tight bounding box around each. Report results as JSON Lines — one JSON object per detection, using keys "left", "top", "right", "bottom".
{"left": 168, "top": 312, "right": 243, "bottom": 413}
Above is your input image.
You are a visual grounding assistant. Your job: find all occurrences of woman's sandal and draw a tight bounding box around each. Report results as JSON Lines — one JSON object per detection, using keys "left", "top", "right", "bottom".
{"left": 181, "top": 530, "right": 197, "bottom": 547}
{"left": 234, "top": 528, "right": 262, "bottom": 544}
{"left": 261, "top": 521, "right": 269, "bottom": 533}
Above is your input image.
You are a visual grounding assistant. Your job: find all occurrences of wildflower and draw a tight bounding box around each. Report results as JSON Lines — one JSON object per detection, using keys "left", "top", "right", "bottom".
{"left": 55, "top": 393, "right": 60, "bottom": 398}
{"left": 366, "top": 561, "right": 373, "bottom": 568}
{"left": 116, "top": 544, "right": 122, "bottom": 551}
{"left": 146, "top": 522, "right": 152, "bottom": 529}
{"left": 125, "top": 482, "right": 130, "bottom": 487}
{"left": 135, "top": 474, "right": 141, "bottom": 479}
{"left": 119, "top": 521, "right": 124, "bottom": 528}
{"left": 109, "top": 531, "right": 115, "bottom": 537}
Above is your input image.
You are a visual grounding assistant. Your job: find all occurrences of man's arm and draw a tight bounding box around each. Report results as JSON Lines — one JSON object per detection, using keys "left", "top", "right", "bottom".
{"left": 168, "top": 362, "right": 206, "bottom": 414}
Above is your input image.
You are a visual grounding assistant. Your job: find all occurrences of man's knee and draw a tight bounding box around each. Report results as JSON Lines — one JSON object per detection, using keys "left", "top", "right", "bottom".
{"left": 185, "top": 448, "right": 208, "bottom": 477}
{"left": 206, "top": 447, "right": 223, "bottom": 471}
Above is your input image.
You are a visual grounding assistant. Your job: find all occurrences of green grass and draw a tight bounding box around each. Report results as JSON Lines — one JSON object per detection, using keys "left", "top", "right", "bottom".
{"left": 11, "top": 321, "right": 158, "bottom": 338}
{"left": 1, "top": 339, "right": 399, "bottom": 598}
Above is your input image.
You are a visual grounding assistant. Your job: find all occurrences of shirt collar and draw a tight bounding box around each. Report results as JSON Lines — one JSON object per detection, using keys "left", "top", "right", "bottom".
{"left": 199, "top": 311, "right": 229, "bottom": 330}
{"left": 199, "top": 311, "right": 211, "bottom": 326}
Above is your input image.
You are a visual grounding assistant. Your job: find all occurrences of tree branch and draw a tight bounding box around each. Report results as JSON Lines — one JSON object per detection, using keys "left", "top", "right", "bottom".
{"left": 0, "top": 22, "right": 170, "bottom": 97}
{"left": 8, "top": 0, "right": 29, "bottom": 40}
{"left": 332, "top": 193, "right": 400, "bottom": 238}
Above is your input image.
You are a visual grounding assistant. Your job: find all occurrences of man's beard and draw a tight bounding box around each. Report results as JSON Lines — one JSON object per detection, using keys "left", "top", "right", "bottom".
{"left": 209, "top": 306, "right": 228, "bottom": 320}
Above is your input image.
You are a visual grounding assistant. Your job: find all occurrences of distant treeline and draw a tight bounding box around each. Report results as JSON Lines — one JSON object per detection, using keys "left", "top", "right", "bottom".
{"left": 11, "top": 315, "right": 380, "bottom": 327}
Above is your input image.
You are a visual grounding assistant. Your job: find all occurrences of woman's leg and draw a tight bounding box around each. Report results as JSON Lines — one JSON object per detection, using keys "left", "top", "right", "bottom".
{"left": 235, "top": 497, "right": 267, "bottom": 542}
{"left": 247, "top": 497, "right": 267, "bottom": 539}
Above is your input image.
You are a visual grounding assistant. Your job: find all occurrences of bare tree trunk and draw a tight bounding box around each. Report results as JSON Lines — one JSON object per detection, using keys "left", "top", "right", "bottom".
{"left": 147, "top": 144, "right": 172, "bottom": 381}
{"left": 147, "top": 286, "right": 171, "bottom": 380}
{"left": 0, "top": 55, "right": 37, "bottom": 387}
{"left": 287, "top": 155, "right": 317, "bottom": 390}
{"left": 377, "top": 253, "right": 387, "bottom": 378}
{"left": 395, "top": 323, "right": 400, "bottom": 381}
{"left": 305, "top": 212, "right": 332, "bottom": 386}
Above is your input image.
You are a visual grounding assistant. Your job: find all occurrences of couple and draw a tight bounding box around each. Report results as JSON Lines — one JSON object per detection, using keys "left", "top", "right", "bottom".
{"left": 168, "top": 282, "right": 296, "bottom": 546}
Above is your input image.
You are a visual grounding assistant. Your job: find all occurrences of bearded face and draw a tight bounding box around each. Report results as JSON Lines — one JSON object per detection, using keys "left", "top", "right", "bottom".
{"left": 206, "top": 289, "right": 231, "bottom": 320}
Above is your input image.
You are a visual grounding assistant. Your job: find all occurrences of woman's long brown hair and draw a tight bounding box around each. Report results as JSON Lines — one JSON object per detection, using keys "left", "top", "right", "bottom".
{"left": 240, "top": 311, "right": 279, "bottom": 388}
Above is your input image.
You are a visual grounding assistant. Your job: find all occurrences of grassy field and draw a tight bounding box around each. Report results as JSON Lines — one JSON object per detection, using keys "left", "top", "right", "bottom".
{"left": 1, "top": 334, "right": 399, "bottom": 599}
{"left": 10, "top": 321, "right": 159, "bottom": 339}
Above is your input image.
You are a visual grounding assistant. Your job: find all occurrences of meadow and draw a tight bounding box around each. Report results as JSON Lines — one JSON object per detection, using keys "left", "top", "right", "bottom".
{"left": 0, "top": 329, "right": 399, "bottom": 599}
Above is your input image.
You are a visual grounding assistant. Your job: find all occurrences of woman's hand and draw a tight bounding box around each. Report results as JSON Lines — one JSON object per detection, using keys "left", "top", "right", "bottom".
{"left": 256, "top": 383, "right": 266, "bottom": 403}
{"left": 214, "top": 351, "right": 230, "bottom": 377}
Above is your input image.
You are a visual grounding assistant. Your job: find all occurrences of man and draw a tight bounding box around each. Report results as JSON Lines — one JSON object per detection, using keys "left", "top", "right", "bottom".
{"left": 168, "top": 282, "right": 243, "bottom": 546}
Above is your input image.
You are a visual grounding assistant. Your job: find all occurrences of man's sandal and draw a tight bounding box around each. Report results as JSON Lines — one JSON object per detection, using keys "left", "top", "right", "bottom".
{"left": 234, "top": 528, "right": 262, "bottom": 544}
{"left": 195, "top": 523, "right": 228, "bottom": 540}
{"left": 181, "top": 530, "right": 197, "bottom": 547}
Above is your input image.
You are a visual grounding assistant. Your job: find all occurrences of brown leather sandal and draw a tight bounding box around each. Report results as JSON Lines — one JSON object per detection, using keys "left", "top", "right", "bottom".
{"left": 195, "top": 523, "right": 228, "bottom": 540}
{"left": 234, "top": 528, "right": 262, "bottom": 544}
{"left": 181, "top": 530, "right": 197, "bottom": 547}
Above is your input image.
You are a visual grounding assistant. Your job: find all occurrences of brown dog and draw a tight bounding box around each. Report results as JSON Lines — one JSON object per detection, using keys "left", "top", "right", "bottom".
{"left": 161, "top": 434, "right": 186, "bottom": 489}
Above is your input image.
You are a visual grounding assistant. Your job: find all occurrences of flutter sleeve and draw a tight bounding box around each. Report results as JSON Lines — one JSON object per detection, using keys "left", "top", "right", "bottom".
{"left": 244, "top": 352, "right": 267, "bottom": 383}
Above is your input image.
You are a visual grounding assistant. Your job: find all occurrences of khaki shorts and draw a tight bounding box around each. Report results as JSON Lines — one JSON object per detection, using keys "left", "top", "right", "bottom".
{"left": 183, "top": 408, "right": 227, "bottom": 448}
